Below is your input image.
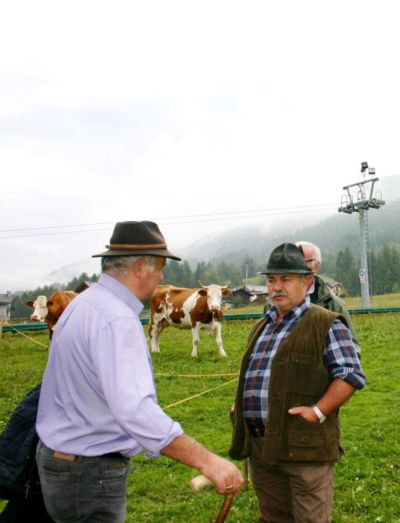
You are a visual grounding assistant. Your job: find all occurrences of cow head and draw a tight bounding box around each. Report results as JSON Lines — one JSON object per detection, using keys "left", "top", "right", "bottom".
{"left": 26, "top": 295, "right": 48, "bottom": 322}
{"left": 198, "top": 283, "right": 231, "bottom": 314}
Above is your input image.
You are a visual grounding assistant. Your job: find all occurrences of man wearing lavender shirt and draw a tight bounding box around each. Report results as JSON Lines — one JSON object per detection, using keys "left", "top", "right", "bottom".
{"left": 36, "top": 221, "right": 244, "bottom": 523}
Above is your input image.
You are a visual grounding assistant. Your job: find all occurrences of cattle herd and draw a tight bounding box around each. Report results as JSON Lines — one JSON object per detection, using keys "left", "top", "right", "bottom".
{"left": 26, "top": 283, "right": 231, "bottom": 356}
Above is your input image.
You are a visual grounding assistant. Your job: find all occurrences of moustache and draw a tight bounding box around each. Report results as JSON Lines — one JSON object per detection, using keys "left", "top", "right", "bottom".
{"left": 271, "top": 291, "right": 289, "bottom": 298}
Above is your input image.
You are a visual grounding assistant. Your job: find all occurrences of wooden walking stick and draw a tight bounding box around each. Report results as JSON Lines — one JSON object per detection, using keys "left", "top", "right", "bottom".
{"left": 215, "top": 492, "right": 234, "bottom": 523}
{"left": 190, "top": 475, "right": 235, "bottom": 523}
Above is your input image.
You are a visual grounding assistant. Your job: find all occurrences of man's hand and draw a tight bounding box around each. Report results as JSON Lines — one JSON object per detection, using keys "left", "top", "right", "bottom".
{"left": 288, "top": 379, "right": 356, "bottom": 424}
{"left": 162, "top": 434, "right": 244, "bottom": 496}
{"left": 200, "top": 454, "right": 244, "bottom": 495}
{"left": 288, "top": 406, "right": 319, "bottom": 423}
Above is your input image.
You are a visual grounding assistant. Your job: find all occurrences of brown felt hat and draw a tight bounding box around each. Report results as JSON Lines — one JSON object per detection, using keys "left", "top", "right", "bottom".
{"left": 261, "top": 242, "right": 313, "bottom": 275}
{"left": 92, "top": 221, "right": 181, "bottom": 261}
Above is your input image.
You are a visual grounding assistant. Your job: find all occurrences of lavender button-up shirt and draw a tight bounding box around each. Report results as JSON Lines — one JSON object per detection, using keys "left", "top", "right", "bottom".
{"left": 36, "top": 273, "right": 183, "bottom": 458}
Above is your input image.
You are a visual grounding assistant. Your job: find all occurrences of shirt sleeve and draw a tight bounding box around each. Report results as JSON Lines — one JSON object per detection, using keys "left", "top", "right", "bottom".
{"left": 323, "top": 319, "right": 366, "bottom": 389}
{"left": 90, "top": 315, "right": 183, "bottom": 456}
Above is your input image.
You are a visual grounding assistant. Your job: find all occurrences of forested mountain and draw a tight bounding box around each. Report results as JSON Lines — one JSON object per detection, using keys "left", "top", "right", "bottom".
{"left": 183, "top": 199, "right": 400, "bottom": 269}
{"left": 182, "top": 174, "right": 399, "bottom": 266}
{"left": 178, "top": 197, "right": 400, "bottom": 298}
{"left": 9, "top": 177, "right": 400, "bottom": 316}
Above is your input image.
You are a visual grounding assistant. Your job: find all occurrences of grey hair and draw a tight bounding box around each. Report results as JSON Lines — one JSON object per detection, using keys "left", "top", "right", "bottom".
{"left": 295, "top": 241, "right": 322, "bottom": 263}
{"left": 101, "top": 255, "right": 156, "bottom": 278}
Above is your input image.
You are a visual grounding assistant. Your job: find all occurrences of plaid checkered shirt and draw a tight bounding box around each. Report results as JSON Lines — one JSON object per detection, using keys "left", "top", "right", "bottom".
{"left": 243, "top": 296, "right": 365, "bottom": 430}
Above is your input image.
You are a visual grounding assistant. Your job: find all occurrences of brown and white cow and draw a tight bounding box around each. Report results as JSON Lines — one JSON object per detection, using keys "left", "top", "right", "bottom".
{"left": 26, "top": 290, "right": 78, "bottom": 339}
{"left": 149, "top": 284, "right": 231, "bottom": 358}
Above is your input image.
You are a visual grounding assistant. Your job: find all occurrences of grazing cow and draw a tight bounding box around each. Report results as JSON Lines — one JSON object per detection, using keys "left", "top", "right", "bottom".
{"left": 149, "top": 284, "right": 231, "bottom": 358}
{"left": 26, "top": 290, "right": 78, "bottom": 339}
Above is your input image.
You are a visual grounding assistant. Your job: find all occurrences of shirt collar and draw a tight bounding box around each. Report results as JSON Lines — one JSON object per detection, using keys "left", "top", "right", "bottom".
{"left": 266, "top": 294, "right": 311, "bottom": 324}
{"left": 98, "top": 273, "right": 144, "bottom": 316}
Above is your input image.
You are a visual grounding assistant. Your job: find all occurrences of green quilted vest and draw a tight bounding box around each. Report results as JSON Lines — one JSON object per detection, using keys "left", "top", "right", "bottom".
{"left": 229, "top": 305, "right": 347, "bottom": 465}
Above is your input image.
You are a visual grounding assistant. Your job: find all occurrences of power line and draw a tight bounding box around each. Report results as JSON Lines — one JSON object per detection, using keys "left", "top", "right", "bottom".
{"left": 0, "top": 204, "right": 337, "bottom": 240}
{"left": 0, "top": 222, "right": 114, "bottom": 233}
{"left": 1, "top": 200, "right": 398, "bottom": 241}
{"left": 0, "top": 203, "right": 336, "bottom": 234}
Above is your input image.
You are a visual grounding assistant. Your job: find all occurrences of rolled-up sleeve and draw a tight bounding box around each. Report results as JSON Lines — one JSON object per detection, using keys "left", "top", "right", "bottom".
{"left": 323, "top": 320, "right": 366, "bottom": 389}
{"left": 91, "top": 316, "right": 183, "bottom": 456}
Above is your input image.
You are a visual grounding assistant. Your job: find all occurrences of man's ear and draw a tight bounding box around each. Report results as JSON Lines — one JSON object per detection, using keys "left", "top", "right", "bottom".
{"left": 304, "top": 273, "right": 314, "bottom": 286}
{"left": 131, "top": 258, "right": 148, "bottom": 279}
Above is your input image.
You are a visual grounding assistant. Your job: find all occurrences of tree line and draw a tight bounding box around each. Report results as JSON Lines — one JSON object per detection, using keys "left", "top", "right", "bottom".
{"left": 334, "top": 244, "right": 400, "bottom": 296}
{"left": 10, "top": 243, "right": 400, "bottom": 319}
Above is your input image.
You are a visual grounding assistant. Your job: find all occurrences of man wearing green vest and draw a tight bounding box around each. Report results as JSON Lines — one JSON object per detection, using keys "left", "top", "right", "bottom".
{"left": 230, "top": 243, "right": 365, "bottom": 523}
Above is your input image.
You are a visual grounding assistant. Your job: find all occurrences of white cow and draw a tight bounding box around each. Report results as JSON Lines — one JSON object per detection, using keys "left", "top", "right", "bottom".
{"left": 26, "top": 295, "right": 48, "bottom": 322}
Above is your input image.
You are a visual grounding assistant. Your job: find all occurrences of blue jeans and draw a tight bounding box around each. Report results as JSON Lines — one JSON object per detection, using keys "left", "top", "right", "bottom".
{"left": 36, "top": 441, "right": 131, "bottom": 523}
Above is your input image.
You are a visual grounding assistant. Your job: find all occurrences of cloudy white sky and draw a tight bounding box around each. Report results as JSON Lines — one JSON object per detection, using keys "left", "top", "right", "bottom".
{"left": 1, "top": 0, "right": 399, "bottom": 290}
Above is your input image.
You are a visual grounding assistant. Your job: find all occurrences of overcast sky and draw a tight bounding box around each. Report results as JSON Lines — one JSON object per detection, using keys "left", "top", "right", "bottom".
{"left": 1, "top": 0, "right": 399, "bottom": 291}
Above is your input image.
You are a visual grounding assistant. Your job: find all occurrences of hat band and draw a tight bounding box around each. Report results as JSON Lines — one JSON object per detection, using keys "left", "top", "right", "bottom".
{"left": 107, "top": 243, "right": 167, "bottom": 250}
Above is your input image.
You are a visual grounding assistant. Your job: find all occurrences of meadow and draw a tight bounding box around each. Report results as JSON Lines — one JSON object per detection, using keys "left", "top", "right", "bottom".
{"left": 0, "top": 312, "right": 399, "bottom": 522}
{"left": 344, "top": 292, "right": 400, "bottom": 309}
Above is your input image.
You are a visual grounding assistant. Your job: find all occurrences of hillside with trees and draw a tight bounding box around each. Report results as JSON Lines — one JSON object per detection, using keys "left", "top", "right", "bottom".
{"left": 10, "top": 242, "right": 400, "bottom": 319}
{"left": 10, "top": 199, "right": 400, "bottom": 318}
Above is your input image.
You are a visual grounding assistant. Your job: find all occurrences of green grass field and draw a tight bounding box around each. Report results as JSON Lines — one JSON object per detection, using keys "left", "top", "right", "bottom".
{"left": 229, "top": 292, "right": 400, "bottom": 315}
{"left": 344, "top": 292, "right": 400, "bottom": 309}
{"left": 1, "top": 313, "right": 399, "bottom": 522}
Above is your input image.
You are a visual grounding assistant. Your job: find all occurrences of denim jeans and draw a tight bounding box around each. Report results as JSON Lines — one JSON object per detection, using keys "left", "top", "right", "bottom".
{"left": 36, "top": 441, "right": 131, "bottom": 523}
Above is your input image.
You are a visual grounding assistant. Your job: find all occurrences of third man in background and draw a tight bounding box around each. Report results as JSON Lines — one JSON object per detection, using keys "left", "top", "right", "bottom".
{"left": 295, "top": 240, "right": 360, "bottom": 353}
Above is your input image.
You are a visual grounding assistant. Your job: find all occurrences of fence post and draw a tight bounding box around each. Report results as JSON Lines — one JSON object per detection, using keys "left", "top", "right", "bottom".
{"left": 0, "top": 318, "right": 3, "bottom": 339}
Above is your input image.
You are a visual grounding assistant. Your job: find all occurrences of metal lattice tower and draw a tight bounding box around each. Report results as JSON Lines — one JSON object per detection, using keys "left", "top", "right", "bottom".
{"left": 338, "top": 162, "right": 385, "bottom": 308}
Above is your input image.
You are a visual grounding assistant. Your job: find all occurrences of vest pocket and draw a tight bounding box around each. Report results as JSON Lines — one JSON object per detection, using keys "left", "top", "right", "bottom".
{"left": 283, "top": 429, "right": 327, "bottom": 461}
{"left": 288, "top": 430, "right": 325, "bottom": 447}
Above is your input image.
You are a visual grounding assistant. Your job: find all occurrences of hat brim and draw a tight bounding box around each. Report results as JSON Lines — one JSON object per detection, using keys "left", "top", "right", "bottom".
{"left": 92, "top": 248, "right": 181, "bottom": 261}
{"left": 261, "top": 268, "right": 313, "bottom": 275}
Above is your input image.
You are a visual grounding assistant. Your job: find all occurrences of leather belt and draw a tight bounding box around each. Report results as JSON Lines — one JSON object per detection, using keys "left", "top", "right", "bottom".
{"left": 52, "top": 451, "right": 124, "bottom": 461}
{"left": 53, "top": 451, "right": 76, "bottom": 462}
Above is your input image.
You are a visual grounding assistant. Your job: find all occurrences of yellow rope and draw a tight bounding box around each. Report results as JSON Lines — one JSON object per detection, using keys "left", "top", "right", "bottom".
{"left": 5, "top": 330, "right": 237, "bottom": 377}
{"left": 155, "top": 372, "right": 239, "bottom": 378}
{"left": 164, "top": 377, "right": 238, "bottom": 409}
{"left": 6, "top": 328, "right": 238, "bottom": 409}
{"left": 7, "top": 326, "right": 49, "bottom": 349}
{"left": 6, "top": 326, "right": 238, "bottom": 413}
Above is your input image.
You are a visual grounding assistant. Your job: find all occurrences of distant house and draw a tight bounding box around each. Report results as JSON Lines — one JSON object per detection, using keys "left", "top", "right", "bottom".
{"left": 230, "top": 285, "right": 268, "bottom": 305}
{"left": 321, "top": 277, "right": 344, "bottom": 297}
{"left": 0, "top": 292, "right": 14, "bottom": 321}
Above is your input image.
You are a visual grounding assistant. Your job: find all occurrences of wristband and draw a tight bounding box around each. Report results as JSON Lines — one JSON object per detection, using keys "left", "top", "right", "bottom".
{"left": 311, "top": 404, "right": 326, "bottom": 424}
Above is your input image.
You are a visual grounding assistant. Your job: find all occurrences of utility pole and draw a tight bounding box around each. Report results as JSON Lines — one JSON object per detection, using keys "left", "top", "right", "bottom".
{"left": 338, "top": 162, "right": 385, "bottom": 308}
